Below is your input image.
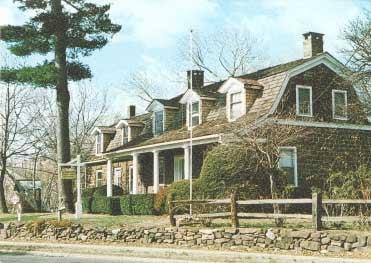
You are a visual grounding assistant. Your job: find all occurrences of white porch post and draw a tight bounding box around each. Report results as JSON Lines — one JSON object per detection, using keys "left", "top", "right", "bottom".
{"left": 153, "top": 150, "right": 160, "bottom": 194}
{"left": 132, "top": 153, "right": 139, "bottom": 194}
{"left": 106, "top": 159, "right": 113, "bottom": 197}
{"left": 183, "top": 145, "right": 190, "bottom": 180}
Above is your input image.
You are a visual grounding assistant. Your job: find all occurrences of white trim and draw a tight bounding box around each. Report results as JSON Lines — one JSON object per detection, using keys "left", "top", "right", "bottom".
{"left": 105, "top": 134, "right": 221, "bottom": 157}
{"left": 278, "top": 146, "right": 298, "bottom": 187}
{"left": 115, "top": 120, "right": 143, "bottom": 129}
{"left": 218, "top": 77, "right": 243, "bottom": 93}
{"left": 122, "top": 126, "right": 129, "bottom": 144}
{"left": 113, "top": 167, "right": 122, "bottom": 186}
{"left": 274, "top": 119, "right": 371, "bottom": 131}
{"left": 187, "top": 100, "right": 202, "bottom": 128}
{"left": 269, "top": 53, "right": 348, "bottom": 115}
{"left": 296, "top": 85, "right": 313, "bottom": 117}
{"left": 95, "top": 133, "right": 104, "bottom": 155}
{"left": 179, "top": 89, "right": 201, "bottom": 104}
{"left": 332, "top": 89, "right": 348, "bottom": 120}
{"left": 174, "top": 155, "right": 185, "bottom": 182}
{"left": 95, "top": 170, "right": 103, "bottom": 187}
{"left": 153, "top": 110, "right": 165, "bottom": 135}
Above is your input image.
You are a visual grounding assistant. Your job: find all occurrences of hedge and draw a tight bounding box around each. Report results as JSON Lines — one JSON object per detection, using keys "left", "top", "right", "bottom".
{"left": 119, "top": 194, "right": 155, "bottom": 215}
{"left": 91, "top": 196, "right": 121, "bottom": 215}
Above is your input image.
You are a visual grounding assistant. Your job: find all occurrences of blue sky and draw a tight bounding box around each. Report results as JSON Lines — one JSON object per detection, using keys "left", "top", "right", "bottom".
{"left": 0, "top": 0, "right": 369, "bottom": 114}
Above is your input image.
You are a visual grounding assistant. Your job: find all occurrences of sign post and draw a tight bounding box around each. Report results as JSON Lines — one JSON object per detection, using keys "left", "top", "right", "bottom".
{"left": 58, "top": 155, "right": 84, "bottom": 220}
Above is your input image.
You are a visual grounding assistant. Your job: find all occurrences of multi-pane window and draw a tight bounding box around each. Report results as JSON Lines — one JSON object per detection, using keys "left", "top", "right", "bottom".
{"left": 174, "top": 156, "right": 185, "bottom": 182}
{"left": 154, "top": 111, "right": 164, "bottom": 135}
{"left": 122, "top": 126, "right": 128, "bottom": 144}
{"left": 296, "top": 86, "right": 312, "bottom": 117}
{"left": 230, "top": 91, "right": 243, "bottom": 120}
{"left": 189, "top": 101, "right": 200, "bottom": 127}
{"left": 114, "top": 168, "right": 121, "bottom": 186}
{"left": 96, "top": 134, "right": 102, "bottom": 154}
{"left": 96, "top": 171, "right": 103, "bottom": 187}
{"left": 278, "top": 147, "right": 298, "bottom": 186}
{"left": 332, "top": 90, "right": 347, "bottom": 120}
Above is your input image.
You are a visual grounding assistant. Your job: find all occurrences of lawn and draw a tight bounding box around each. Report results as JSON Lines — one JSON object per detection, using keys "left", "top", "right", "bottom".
{"left": 0, "top": 213, "right": 168, "bottom": 229}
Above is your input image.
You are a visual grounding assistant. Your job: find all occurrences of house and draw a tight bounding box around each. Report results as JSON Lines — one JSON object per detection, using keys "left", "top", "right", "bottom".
{"left": 83, "top": 32, "right": 371, "bottom": 197}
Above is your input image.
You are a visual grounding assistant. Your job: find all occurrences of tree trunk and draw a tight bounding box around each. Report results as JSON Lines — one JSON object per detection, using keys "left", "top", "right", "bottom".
{"left": 52, "top": 0, "right": 74, "bottom": 213}
{"left": 0, "top": 165, "right": 9, "bottom": 213}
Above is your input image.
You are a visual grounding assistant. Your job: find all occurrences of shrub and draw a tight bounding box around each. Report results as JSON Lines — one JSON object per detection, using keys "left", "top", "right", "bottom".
{"left": 91, "top": 196, "right": 121, "bottom": 215}
{"left": 93, "top": 184, "right": 124, "bottom": 197}
{"left": 119, "top": 195, "right": 132, "bottom": 215}
{"left": 131, "top": 194, "right": 155, "bottom": 215}
{"left": 154, "top": 187, "right": 170, "bottom": 215}
{"left": 82, "top": 196, "right": 92, "bottom": 213}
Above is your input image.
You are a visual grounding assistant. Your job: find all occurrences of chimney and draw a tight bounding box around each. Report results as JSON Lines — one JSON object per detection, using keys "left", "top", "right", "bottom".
{"left": 303, "top": 32, "right": 324, "bottom": 58}
{"left": 128, "top": 105, "right": 136, "bottom": 118}
{"left": 187, "top": 70, "right": 204, "bottom": 89}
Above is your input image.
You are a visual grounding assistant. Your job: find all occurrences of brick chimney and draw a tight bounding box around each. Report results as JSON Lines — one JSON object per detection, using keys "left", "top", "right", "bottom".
{"left": 187, "top": 70, "right": 204, "bottom": 89}
{"left": 128, "top": 105, "right": 136, "bottom": 118}
{"left": 303, "top": 32, "right": 324, "bottom": 58}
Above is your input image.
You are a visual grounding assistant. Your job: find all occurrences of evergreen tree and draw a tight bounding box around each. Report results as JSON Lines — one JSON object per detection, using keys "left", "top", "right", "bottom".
{"left": 0, "top": 0, "right": 121, "bottom": 212}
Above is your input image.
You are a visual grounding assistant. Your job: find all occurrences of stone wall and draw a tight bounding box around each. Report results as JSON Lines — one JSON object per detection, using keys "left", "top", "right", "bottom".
{"left": 2, "top": 222, "right": 370, "bottom": 254}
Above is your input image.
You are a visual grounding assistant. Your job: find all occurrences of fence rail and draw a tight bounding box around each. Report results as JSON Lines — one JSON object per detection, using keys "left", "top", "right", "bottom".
{"left": 169, "top": 193, "right": 371, "bottom": 230}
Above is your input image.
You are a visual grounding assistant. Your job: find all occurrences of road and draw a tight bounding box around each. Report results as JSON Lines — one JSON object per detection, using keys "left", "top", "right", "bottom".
{"left": 0, "top": 252, "right": 193, "bottom": 263}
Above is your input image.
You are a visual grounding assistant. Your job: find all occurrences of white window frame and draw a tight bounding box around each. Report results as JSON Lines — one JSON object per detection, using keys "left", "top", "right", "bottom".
{"left": 226, "top": 84, "right": 246, "bottom": 122}
{"left": 122, "top": 126, "right": 129, "bottom": 144}
{"left": 296, "top": 85, "right": 313, "bottom": 117}
{"left": 95, "top": 133, "right": 103, "bottom": 155}
{"left": 278, "top": 146, "right": 298, "bottom": 187}
{"left": 114, "top": 168, "right": 122, "bottom": 186}
{"left": 187, "top": 100, "right": 201, "bottom": 128}
{"left": 95, "top": 170, "right": 103, "bottom": 187}
{"left": 153, "top": 110, "right": 165, "bottom": 135}
{"left": 332, "top": 89, "right": 348, "bottom": 120}
{"left": 128, "top": 165, "right": 133, "bottom": 194}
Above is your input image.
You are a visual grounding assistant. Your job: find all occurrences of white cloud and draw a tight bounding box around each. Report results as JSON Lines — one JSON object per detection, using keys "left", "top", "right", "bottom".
{"left": 106, "top": 0, "right": 219, "bottom": 48}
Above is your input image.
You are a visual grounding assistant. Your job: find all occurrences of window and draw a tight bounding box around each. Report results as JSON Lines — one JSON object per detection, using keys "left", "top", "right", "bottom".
{"left": 96, "top": 170, "right": 103, "bottom": 187}
{"left": 159, "top": 157, "right": 166, "bottom": 185}
{"left": 332, "top": 90, "right": 347, "bottom": 120}
{"left": 154, "top": 111, "right": 164, "bottom": 135}
{"left": 278, "top": 147, "right": 298, "bottom": 186}
{"left": 122, "top": 126, "right": 128, "bottom": 144}
{"left": 96, "top": 134, "right": 102, "bottom": 154}
{"left": 296, "top": 85, "right": 312, "bottom": 117}
{"left": 114, "top": 168, "right": 122, "bottom": 186}
{"left": 174, "top": 156, "right": 184, "bottom": 182}
{"left": 230, "top": 91, "right": 243, "bottom": 120}
{"left": 188, "top": 101, "right": 200, "bottom": 127}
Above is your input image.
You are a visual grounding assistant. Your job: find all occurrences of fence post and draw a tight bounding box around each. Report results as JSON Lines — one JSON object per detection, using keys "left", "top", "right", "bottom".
{"left": 231, "top": 192, "right": 239, "bottom": 228}
{"left": 169, "top": 198, "right": 176, "bottom": 227}
{"left": 312, "top": 192, "right": 322, "bottom": 231}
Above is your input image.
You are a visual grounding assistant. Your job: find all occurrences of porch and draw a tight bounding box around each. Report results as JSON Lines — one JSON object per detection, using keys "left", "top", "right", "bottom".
{"left": 105, "top": 134, "right": 221, "bottom": 196}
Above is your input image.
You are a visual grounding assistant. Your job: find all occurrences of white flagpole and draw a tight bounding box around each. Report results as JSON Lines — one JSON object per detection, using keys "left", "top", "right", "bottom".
{"left": 189, "top": 29, "right": 193, "bottom": 216}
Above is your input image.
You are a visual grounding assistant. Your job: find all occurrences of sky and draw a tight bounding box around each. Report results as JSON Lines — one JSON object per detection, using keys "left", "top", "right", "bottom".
{"left": 0, "top": 0, "right": 369, "bottom": 115}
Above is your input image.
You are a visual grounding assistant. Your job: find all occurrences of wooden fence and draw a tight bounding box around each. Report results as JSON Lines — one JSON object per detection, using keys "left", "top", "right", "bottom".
{"left": 169, "top": 193, "right": 371, "bottom": 230}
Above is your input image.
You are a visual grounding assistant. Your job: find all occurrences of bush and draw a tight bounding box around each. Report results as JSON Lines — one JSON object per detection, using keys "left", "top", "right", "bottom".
{"left": 82, "top": 196, "right": 92, "bottom": 213}
{"left": 93, "top": 185, "right": 124, "bottom": 197}
{"left": 91, "top": 196, "right": 121, "bottom": 215}
{"left": 119, "top": 194, "right": 155, "bottom": 215}
{"left": 154, "top": 187, "right": 170, "bottom": 215}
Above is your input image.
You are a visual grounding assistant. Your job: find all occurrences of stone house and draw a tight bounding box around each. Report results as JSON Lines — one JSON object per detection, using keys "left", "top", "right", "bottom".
{"left": 83, "top": 32, "right": 370, "bottom": 197}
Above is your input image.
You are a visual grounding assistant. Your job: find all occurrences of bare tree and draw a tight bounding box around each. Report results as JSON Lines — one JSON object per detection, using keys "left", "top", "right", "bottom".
{"left": 341, "top": 9, "right": 371, "bottom": 113}
{"left": 0, "top": 82, "right": 40, "bottom": 213}
{"left": 178, "top": 28, "right": 263, "bottom": 81}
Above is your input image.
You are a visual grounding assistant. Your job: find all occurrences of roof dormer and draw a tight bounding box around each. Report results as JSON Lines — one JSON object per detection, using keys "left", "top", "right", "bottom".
{"left": 219, "top": 77, "right": 263, "bottom": 122}
{"left": 91, "top": 127, "right": 115, "bottom": 155}
{"left": 115, "top": 119, "right": 144, "bottom": 144}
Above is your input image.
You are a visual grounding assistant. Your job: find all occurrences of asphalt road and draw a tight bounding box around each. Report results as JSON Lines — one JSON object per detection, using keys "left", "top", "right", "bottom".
{"left": 0, "top": 252, "right": 195, "bottom": 263}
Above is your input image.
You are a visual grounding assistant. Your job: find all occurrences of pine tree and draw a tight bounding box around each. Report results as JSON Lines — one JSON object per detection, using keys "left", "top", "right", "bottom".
{"left": 0, "top": 0, "right": 121, "bottom": 213}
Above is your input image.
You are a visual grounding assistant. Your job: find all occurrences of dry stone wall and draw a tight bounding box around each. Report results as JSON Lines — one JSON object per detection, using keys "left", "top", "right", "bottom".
{"left": 1, "top": 222, "right": 371, "bottom": 254}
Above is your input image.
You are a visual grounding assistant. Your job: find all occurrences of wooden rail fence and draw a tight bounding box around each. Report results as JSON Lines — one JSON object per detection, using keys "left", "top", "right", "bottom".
{"left": 169, "top": 193, "right": 371, "bottom": 230}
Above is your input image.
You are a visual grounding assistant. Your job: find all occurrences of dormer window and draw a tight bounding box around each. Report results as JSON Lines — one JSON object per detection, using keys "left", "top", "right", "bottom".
{"left": 154, "top": 111, "right": 164, "bottom": 135}
{"left": 95, "top": 133, "right": 102, "bottom": 154}
{"left": 296, "top": 85, "right": 312, "bottom": 117}
{"left": 188, "top": 101, "right": 200, "bottom": 127}
{"left": 230, "top": 92, "right": 243, "bottom": 120}
{"left": 122, "top": 126, "right": 129, "bottom": 144}
{"left": 332, "top": 90, "right": 347, "bottom": 120}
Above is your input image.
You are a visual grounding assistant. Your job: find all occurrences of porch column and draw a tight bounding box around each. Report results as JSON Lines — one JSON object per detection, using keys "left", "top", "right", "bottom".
{"left": 132, "top": 153, "right": 139, "bottom": 194}
{"left": 153, "top": 150, "right": 160, "bottom": 194}
{"left": 106, "top": 159, "right": 112, "bottom": 197}
{"left": 183, "top": 145, "right": 190, "bottom": 180}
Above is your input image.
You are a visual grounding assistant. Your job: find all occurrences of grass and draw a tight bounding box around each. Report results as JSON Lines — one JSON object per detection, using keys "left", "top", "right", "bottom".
{"left": 0, "top": 212, "right": 168, "bottom": 229}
